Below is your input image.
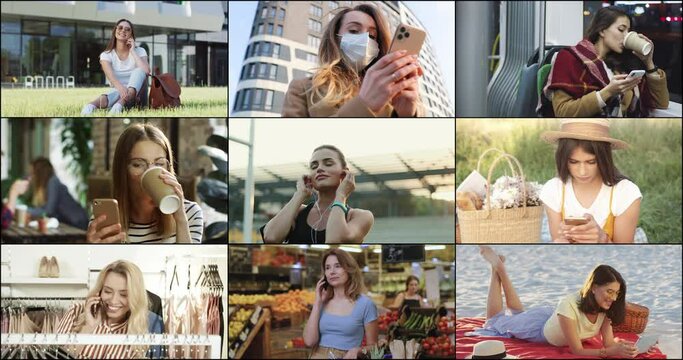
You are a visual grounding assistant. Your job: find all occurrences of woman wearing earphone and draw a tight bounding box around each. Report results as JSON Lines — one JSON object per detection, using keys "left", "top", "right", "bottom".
{"left": 282, "top": 4, "right": 424, "bottom": 117}
{"left": 260, "top": 145, "right": 374, "bottom": 244}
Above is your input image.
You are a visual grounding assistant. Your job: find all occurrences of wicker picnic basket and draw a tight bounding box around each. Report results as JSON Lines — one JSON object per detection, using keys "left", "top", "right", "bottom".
{"left": 612, "top": 302, "right": 649, "bottom": 334}
{"left": 458, "top": 150, "right": 543, "bottom": 243}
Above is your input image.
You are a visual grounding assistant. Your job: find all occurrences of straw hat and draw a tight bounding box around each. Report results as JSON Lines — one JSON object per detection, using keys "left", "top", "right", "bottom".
{"left": 541, "top": 119, "right": 629, "bottom": 150}
{"left": 466, "top": 340, "right": 519, "bottom": 359}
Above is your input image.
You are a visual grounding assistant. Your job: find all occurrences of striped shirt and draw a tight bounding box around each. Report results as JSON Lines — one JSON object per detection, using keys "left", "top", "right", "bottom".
{"left": 126, "top": 200, "right": 203, "bottom": 243}
{"left": 56, "top": 303, "right": 138, "bottom": 359}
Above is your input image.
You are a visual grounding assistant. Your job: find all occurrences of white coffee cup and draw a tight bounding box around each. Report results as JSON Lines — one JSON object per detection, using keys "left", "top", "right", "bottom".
{"left": 15, "top": 204, "right": 28, "bottom": 227}
{"left": 623, "top": 31, "right": 652, "bottom": 56}
{"left": 141, "top": 167, "right": 181, "bottom": 215}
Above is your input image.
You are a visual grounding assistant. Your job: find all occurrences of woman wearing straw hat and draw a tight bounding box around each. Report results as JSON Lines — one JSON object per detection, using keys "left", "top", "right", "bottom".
{"left": 469, "top": 246, "right": 640, "bottom": 358}
{"left": 539, "top": 119, "right": 641, "bottom": 243}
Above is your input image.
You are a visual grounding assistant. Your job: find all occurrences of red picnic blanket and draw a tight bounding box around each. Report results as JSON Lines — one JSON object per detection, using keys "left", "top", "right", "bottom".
{"left": 456, "top": 317, "right": 665, "bottom": 359}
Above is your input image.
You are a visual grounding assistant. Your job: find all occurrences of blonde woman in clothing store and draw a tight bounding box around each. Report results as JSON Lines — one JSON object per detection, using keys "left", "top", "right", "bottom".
{"left": 304, "top": 248, "right": 378, "bottom": 359}
{"left": 56, "top": 260, "right": 151, "bottom": 359}
{"left": 86, "top": 123, "right": 203, "bottom": 243}
{"left": 539, "top": 119, "right": 642, "bottom": 243}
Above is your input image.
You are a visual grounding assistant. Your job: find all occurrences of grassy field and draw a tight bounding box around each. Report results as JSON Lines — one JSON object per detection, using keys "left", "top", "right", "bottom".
{"left": 456, "top": 118, "right": 682, "bottom": 243}
{"left": 0, "top": 87, "right": 227, "bottom": 117}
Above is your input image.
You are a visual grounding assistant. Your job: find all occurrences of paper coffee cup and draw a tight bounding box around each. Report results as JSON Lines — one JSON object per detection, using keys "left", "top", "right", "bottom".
{"left": 623, "top": 32, "right": 651, "bottom": 56}
{"left": 15, "top": 204, "right": 27, "bottom": 227}
{"left": 141, "top": 167, "right": 181, "bottom": 215}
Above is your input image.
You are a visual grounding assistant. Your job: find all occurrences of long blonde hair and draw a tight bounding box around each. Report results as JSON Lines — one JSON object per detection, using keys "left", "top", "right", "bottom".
{"left": 73, "top": 260, "right": 149, "bottom": 355}
{"left": 112, "top": 124, "right": 176, "bottom": 238}
{"left": 309, "top": 4, "right": 391, "bottom": 109}
{"left": 321, "top": 248, "right": 366, "bottom": 303}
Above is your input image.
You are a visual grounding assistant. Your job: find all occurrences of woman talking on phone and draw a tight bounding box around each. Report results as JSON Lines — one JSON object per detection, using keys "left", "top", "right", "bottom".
{"left": 282, "top": 4, "right": 424, "bottom": 117}
{"left": 81, "top": 19, "right": 151, "bottom": 115}
{"left": 260, "top": 145, "right": 374, "bottom": 244}
{"left": 56, "top": 260, "right": 160, "bottom": 359}
{"left": 86, "top": 124, "right": 203, "bottom": 243}
{"left": 304, "top": 248, "right": 378, "bottom": 359}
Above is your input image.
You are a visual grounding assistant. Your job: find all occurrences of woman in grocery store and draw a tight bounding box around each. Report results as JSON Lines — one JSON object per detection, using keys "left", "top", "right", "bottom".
{"left": 281, "top": 4, "right": 424, "bottom": 117}
{"left": 391, "top": 275, "right": 427, "bottom": 309}
{"left": 260, "top": 145, "right": 374, "bottom": 244}
{"left": 303, "top": 248, "right": 378, "bottom": 359}
{"left": 86, "top": 123, "right": 203, "bottom": 243}
{"left": 471, "top": 246, "right": 643, "bottom": 358}
{"left": 55, "top": 260, "right": 162, "bottom": 359}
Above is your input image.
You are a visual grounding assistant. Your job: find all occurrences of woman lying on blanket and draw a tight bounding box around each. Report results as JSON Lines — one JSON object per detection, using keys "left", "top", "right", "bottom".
{"left": 471, "top": 246, "right": 654, "bottom": 358}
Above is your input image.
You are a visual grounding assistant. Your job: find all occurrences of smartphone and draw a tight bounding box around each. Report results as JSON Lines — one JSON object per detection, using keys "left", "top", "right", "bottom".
{"left": 635, "top": 334, "right": 658, "bottom": 354}
{"left": 321, "top": 276, "right": 329, "bottom": 290}
{"left": 90, "top": 292, "right": 103, "bottom": 317}
{"left": 92, "top": 199, "right": 121, "bottom": 232}
{"left": 388, "top": 23, "right": 426, "bottom": 57}
{"left": 627, "top": 70, "right": 646, "bottom": 79}
{"left": 564, "top": 217, "right": 589, "bottom": 226}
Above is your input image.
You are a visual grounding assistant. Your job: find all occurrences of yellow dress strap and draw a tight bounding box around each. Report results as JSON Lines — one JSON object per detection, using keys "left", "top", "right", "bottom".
{"left": 560, "top": 182, "right": 565, "bottom": 220}
{"left": 603, "top": 186, "right": 616, "bottom": 240}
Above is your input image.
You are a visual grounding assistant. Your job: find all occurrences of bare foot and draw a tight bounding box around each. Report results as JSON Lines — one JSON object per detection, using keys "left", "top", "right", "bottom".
{"left": 479, "top": 245, "right": 503, "bottom": 271}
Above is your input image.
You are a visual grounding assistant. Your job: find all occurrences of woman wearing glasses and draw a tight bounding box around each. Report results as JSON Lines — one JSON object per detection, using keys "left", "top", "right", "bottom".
{"left": 86, "top": 124, "right": 203, "bottom": 243}
{"left": 81, "top": 19, "right": 151, "bottom": 115}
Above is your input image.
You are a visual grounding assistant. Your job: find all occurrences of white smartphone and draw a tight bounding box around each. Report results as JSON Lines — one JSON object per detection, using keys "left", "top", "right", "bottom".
{"left": 627, "top": 70, "right": 646, "bottom": 79}
{"left": 635, "top": 334, "right": 658, "bottom": 354}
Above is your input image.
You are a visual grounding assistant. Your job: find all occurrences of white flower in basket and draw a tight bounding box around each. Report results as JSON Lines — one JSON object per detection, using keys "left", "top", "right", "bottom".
{"left": 484, "top": 175, "right": 543, "bottom": 209}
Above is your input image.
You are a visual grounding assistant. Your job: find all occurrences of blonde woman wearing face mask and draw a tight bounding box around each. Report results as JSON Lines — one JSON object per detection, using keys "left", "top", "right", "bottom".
{"left": 282, "top": 4, "right": 425, "bottom": 117}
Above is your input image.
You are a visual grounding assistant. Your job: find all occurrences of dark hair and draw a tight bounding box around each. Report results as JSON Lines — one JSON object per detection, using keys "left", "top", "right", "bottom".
{"left": 312, "top": 145, "right": 348, "bottom": 169}
{"left": 104, "top": 19, "right": 136, "bottom": 53}
{"left": 405, "top": 275, "right": 419, "bottom": 291}
{"left": 604, "top": 51, "right": 644, "bottom": 75}
{"left": 578, "top": 265, "right": 627, "bottom": 325}
{"left": 30, "top": 157, "right": 54, "bottom": 207}
{"left": 585, "top": 6, "right": 631, "bottom": 43}
{"left": 555, "top": 138, "right": 628, "bottom": 187}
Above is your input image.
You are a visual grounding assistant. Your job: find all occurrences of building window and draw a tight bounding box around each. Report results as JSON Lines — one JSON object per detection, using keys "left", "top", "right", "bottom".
{"left": 257, "top": 23, "right": 264, "bottom": 35}
{"left": 241, "top": 89, "right": 252, "bottom": 110}
{"left": 310, "top": 5, "right": 322, "bottom": 17}
{"left": 249, "top": 63, "right": 257, "bottom": 77}
{"left": 267, "top": 23, "right": 274, "bottom": 35}
{"left": 258, "top": 63, "right": 267, "bottom": 77}
{"left": 240, "top": 66, "right": 245, "bottom": 79}
{"left": 276, "top": 25, "right": 283, "bottom": 36}
{"left": 253, "top": 42, "right": 260, "bottom": 56}
{"left": 308, "top": 19, "right": 322, "bottom": 32}
{"left": 264, "top": 90, "right": 274, "bottom": 110}
{"left": 273, "top": 44, "right": 280, "bottom": 59}
{"left": 306, "top": 52, "right": 318, "bottom": 63}
{"left": 329, "top": 1, "right": 339, "bottom": 10}
{"left": 261, "top": 7, "right": 268, "bottom": 19}
{"left": 263, "top": 42, "right": 271, "bottom": 56}
{"left": 278, "top": 8, "right": 286, "bottom": 21}
{"left": 269, "top": 7, "right": 276, "bottom": 18}
{"left": 253, "top": 89, "right": 263, "bottom": 107}
{"left": 269, "top": 64, "right": 277, "bottom": 80}
{"left": 308, "top": 35, "right": 320, "bottom": 48}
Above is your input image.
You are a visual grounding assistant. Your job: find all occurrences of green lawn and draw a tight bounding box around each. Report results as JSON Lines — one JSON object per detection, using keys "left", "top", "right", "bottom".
{"left": 0, "top": 87, "right": 227, "bottom": 117}
{"left": 456, "top": 119, "right": 682, "bottom": 243}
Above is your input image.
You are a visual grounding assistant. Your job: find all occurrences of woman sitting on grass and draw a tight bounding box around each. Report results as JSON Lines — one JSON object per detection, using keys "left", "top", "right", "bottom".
{"left": 539, "top": 119, "right": 641, "bottom": 243}
{"left": 471, "top": 246, "right": 642, "bottom": 358}
{"left": 81, "top": 19, "right": 150, "bottom": 115}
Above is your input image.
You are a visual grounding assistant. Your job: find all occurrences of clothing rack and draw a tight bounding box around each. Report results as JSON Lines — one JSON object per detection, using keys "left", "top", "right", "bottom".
{"left": 0, "top": 333, "right": 222, "bottom": 359}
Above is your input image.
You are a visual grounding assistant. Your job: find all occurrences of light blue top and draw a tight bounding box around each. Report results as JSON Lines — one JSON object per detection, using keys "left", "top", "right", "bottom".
{"left": 318, "top": 294, "right": 378, "bottom": 351}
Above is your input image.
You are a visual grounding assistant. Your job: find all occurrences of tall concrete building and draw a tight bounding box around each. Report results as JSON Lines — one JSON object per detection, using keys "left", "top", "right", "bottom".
{"left": 1, "top": 1, "right": 227, "bottom": 87}
{"left": 231, "top": 1, "right": 454, "bottom": 117}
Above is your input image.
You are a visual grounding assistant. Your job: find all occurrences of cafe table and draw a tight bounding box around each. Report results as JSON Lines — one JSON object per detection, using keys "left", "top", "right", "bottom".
{"left": 1, "top": 223, "right": 87, "bottom": 243}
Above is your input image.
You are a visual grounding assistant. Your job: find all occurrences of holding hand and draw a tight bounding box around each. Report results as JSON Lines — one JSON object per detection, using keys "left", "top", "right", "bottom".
{"left": 158, "top": 169, "right": 187, "bottom": 224}
{"left": 359, "top": 50, "right": 421, "bottom": 114}
{"left": 630, "top": 33, "right": 655, "bottom": 68}
{"left": 314, "top": 277, "right": 329, "bottom": 306}
{"left": 84, "top": 295, "right": 103, "bottom": 331}
{"left": 560, "top": 213, "right": 608, "bottom": 243}
{"left": 335, "top": 170, "right": 355, "bottom": 202}
{"left": 125, "top": 38, "right": 136, "bottom": 49}
{"left": 86, "top": 215, "right": 126, "bottom": 243}
{"left": 603, "top": 74, "right": 641, "bottom": 99}
{"left": 295, "top": 175, "right": 314, "bottom": 202}
{"left": 608, "top": 340, "right": 638, "bottom": 358}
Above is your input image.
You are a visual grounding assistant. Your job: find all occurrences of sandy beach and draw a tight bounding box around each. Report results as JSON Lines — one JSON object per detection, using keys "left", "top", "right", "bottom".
{"left": 456, "top": 245, "right": 682, "bottom": 359}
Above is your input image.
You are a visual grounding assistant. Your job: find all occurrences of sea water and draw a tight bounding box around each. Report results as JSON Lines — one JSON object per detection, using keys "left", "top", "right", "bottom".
{"left": 456, "top": 245, "right": 682, "bottom": 358}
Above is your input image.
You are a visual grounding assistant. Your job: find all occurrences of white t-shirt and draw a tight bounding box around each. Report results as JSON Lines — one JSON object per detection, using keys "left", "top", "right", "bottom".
{"left": 543, "top": 292, "right": 606, "bottom": 346}
{"left": 540, "top": 177, "right": 642, "bottom": 227}
{"left": 99, "top": 47, "right": 148, "bottom": 86}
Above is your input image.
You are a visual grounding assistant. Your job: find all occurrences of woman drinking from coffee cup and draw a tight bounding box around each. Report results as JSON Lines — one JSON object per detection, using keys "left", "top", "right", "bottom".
{"left": 541, "top": 6, "right": 669, "bottom": 117}
{"left": 260, "top": 145, "right": 374, "bottom": 244}
{"left": 86, "top": 124, "right": 203, "bottom": 243}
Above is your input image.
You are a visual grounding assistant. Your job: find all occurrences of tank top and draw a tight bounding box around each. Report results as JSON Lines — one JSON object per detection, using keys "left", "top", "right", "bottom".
{"left": 561, "top": 183, "right": 615, "bottom": 240}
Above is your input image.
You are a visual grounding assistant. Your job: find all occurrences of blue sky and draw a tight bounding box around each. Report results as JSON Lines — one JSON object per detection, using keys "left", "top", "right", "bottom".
{"left": 228, "top": 1, "right": 455, "bottom": 113}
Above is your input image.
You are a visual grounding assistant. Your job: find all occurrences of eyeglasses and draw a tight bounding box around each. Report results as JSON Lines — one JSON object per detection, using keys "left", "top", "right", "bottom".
{"left": 116, "top": 25, "right": 132, "bottom": 33}
{"left": 128, "top": 158, "right": 170, "bottom": 175}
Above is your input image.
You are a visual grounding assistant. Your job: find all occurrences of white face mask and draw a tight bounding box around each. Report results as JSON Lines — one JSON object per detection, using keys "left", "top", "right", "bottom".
{"left": 338, "top": 32, "right": 379, "bottom": 72}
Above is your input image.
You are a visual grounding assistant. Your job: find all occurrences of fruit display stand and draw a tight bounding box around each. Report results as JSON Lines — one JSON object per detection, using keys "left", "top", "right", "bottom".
{"left": 386, "top": 305, "right": 455, "bottom": 359}
{"left": 228, "top": 307, "right": 271, "bottom": 359}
